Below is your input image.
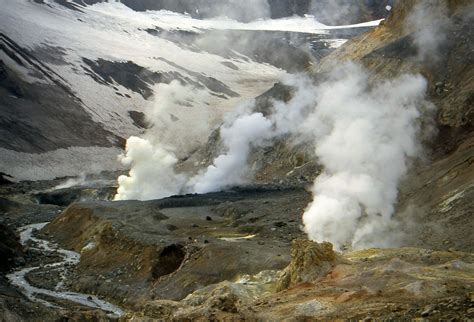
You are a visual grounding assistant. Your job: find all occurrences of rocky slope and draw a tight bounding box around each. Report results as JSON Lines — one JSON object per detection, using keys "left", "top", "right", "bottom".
{"left": 39, "top": 188, "right": 309, "bottom": 307}
{"left": 0, "top": 37, "right": 120, "bottom": 153}
{"left": 130, "top": 241, "right": 474, "bottom": 320}
{"left": 317, "top": 0, "right": 474, "bottom": 253}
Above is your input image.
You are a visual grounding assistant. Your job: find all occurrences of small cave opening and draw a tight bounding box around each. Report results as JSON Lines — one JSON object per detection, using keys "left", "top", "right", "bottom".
{"left": 152, "top": 244, "right": 185, "bottom": 279}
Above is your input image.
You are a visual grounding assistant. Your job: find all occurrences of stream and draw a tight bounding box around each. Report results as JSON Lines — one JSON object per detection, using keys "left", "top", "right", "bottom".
{"left": 6, "top": 223, "right": 124, "bottom": 317}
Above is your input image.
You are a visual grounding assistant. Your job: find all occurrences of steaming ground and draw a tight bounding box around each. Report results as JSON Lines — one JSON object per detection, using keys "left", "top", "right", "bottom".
{"left": 114, "top": 0, "right": 459, "bottom": 249}
{"left": 116, "top": 62, "right": 434, "bottom": 249}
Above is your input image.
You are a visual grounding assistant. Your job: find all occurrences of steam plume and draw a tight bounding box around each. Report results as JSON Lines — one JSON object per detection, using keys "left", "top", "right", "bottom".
{"left": 407, "top": 1, "right": 450, "bottom": 61}
{"left": 114, "top": 81, "right": 210, "bottom": 201}
{"left": 189, "top": 111, "right": 273, "bottom": 193}
{"left": 114, "top": 136, "right": 186, "bottom": 200}
{"left": 183, "top": 62, "right": 432, "bottom": 250}
{"left": 299, "top": 63, "right": 432, "bottom": 250}
{"left": 115, "top": 62, "right": 432, "bottom": 250}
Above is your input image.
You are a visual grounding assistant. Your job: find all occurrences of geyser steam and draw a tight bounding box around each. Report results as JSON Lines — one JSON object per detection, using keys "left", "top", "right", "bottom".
{"left": 216, "top": 63, "right": 432, "bottom": 250}
{"left": 115, "top": 136, "right": 186, "bottom": 201}
{"left": 189, "top": 111, "right": 273, "bottom": 194}
{"left": 114, "top": 81, "right": 209, "bottom": 201}
{"left": 299, "top": 64, "right": 432, "bottom": 250}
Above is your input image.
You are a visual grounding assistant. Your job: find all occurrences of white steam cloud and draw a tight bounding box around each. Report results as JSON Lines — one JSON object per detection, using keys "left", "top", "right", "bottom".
{"left": 299, "top": 64, "right": 432, "bottom": 250}
{"left": 115, "top": 136, "right": 186, "bottom": 200}
{"left": 219, "top": 64, "right": 431, "bottom": 250}
{"left": 309, "top": 0, "right": 355, "bottom": 25}
{"left": 145, "top": 80, "right": 211, "bottom": 157}
{"left": 113, "top": 1, "right": 441, "bottom": 249}
{"left": 51, "top": 173, "right": 87, "bottom": 191}
{"left": 114, "top": 80, "right": 210, "bottom": 201}
{"left": 189, "top": 111, "right": 273, "bottom": 194}
{"left": 407, "top": 1, "right": 450, "bottom": 61}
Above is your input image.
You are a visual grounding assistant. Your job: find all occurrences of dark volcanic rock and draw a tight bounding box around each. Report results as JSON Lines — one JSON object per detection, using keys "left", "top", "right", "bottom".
{"left": 83, "top": 58, "right": 239, "bottom": 99}
{"left": 128, "top": 110, "right": 150, "bottom": 129}
{"left": 157, "top": 58, "right": 239, "bottom": 98}
{"left": 0, "top": 173, "right": 13, "bottom": 185}
{"left": 28, "top": 44, "right": 71, "bottom": 66}
{"left": 82, "top": 58, "right": 173, "bottom": 99}
{"left": 0, "top": 223, "right": 23, "bottom": 272}
{"left": 34, "top": 186, "right": 117, "bottom": 206}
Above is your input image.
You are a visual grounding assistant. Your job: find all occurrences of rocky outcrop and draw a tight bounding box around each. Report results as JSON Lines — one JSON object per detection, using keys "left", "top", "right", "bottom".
{"left": 129, "top": 246, "right": 474, "bottom": 320}
{"left": 315, "top": 0, "right": 473, "bottom": 155}
{"left": 277, "top": 240, "right": 339, "bottom": 291}
{"left": 243, "top": 247, "right": 474, "bottom": 320}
